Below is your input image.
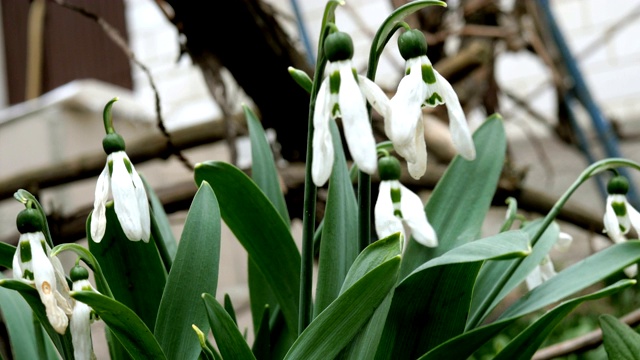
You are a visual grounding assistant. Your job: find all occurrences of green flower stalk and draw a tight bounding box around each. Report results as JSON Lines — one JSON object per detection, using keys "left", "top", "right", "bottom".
{"left": 91, "top": 97, "right": 150, "bottom": 243}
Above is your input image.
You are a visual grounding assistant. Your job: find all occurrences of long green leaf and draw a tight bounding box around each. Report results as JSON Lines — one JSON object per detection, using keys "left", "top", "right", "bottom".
{"left": 600, "top": 313, "right": 640, "bottom": 360}
{"left": 194, "top": 162, "right": 300, "bottom": 335}
{"left": 468, "top": 219, "right": 559, "bottom": 329}
{"left": 142, "top": 175, "right": 178, "bottom": 268}
{"left": 340, "top": 233, "right": 402, "bottom": 293}
{"left": 154, "top": 181, "right": 221, "bottom": 359}
{"left": 0, "top": 242, "right": 15, "bottom": 269}
{"left": 88, "top": 203, "right": 167, "bottom": 330}
{"left": 284, "top": 256, "right": 401, "bottom": 360}
{"left": 203, "top": 293, "right": 257, "bottom": 360}
{"left": 314, "top": 121, "right": 359, "bottom": 316}
{"left": 494, "top": 280, "right": 635, "bottom": 359}
{"left": 375, "top": 115, "right": 507, "bottom": 359}
{"left": 420, "top": 280, "right": 634, "bottom": 359}
{"left": 72, "top": 290, "right": 167, "bottom": 360}
{"left": 0, "top": 279, "right": 74, "bottom": 359}
{"left": 0, "top": 273, "right": 41, "bottom": 360}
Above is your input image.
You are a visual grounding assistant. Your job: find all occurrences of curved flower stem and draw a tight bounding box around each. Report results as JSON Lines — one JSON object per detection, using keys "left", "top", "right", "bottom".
{"left": 102, "top": 97, "right": 118, "bottom": 134}
{"left": 467, "top": 157, "right": 640, "bottom": 329}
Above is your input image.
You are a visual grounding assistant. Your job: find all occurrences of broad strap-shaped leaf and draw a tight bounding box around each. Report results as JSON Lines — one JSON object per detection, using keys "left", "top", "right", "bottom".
{"left": 0, "top": 241, "right": 15, "bottom": 269}
{"left": 154, "top": 182, "right": 221, "bottom": 359}
{"left": 72, "top": 290, "right": 167, "bottom": 360}
{"left": 252, "top": 306, "right": 271, "bottom": 360}
{"left": 600, "top": 313, "right": 640, "bottom": 360}
{"left": 375, "top": 115, "right": 507, "bottom": 359}
{"left": 420, "top": 280, "right": 634, "bottom": 360}
{"left": 203, "top": 293, "right": 257, "bottom": 360}
{"left": 340, "top": 233, "right": 402, "bottom": 293}
{"left": 142, "top": 175, "right": 178, "bottom": 268}
{"left": 315, "top": 121, "right": 359, "bottom": 316}
{"left": 0, "top": 279, "right": 74, "bottom": 359}
{"left": 284, "top": 256, "right": 401, "bottom": 360}
{"left": 468, "top": 220, "right": 559, "bottom": 329}
{"left": 0, "top": 272, "right": 56, "bottom": 360}
{"left": 88, "top": 204, "right": 167, "bottom": 330}
{"left": 194, "top": 162, "right": 300, "bottom": 335}
{"left": 494, "top": 280, "right": 635, "bottom": 360}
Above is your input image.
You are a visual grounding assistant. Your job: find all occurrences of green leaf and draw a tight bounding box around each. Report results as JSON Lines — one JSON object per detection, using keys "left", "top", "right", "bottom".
{"left": 142, "top": 175, "right": 178, "bottom": 268}
{"left": 203, "top": 293, "right": 257, "bottom": 360}
{"left": 88, "top": 203, "right": 167, "bottom": 330}
{"left": 246, "top": 104, "right": 290, "bottom": 224}
{"left": 284, "top": 256, "right": 401, "bottom": 360}
{"left": 0, "top": 272, "right": 42, "bottom": 360}
{"left": 314, "top": 121, "right": 359, "bottom": 316}
{"left": 51, "top": 243, "right": 113, "bottom": 298}
{"left": 0, "top": 241, "right": 15, "bottom": 269}
{"left": 375, "top": 115, "right": 507, "bottom": 359}
{"left": 224, "top": 294, "right": 238, "bottom": 326}
{"left": 420, "top": 280, "right": 634, "bottom": 360}
{"left": 72, "top": 290, "right": 167, "bottom": 360}
{"left": 600, "top": 313, "right": 640, "bottom": 360}
{"left": 468, "top": 220, "right": 559, "bottom": 329}
{"left": 154, "top": 182, "right": 221, "bottom": 360}
{"left": 194, "top": 162, "right": 300, "bottom": 335}
{"left": 252, "top": 306, "right": 271, "bottom": 360}
{"left": 494, "top": 280, "right": 635, "bottom": 359}
{"left": 0, "top": 279, "right": 74, "bottom": 359}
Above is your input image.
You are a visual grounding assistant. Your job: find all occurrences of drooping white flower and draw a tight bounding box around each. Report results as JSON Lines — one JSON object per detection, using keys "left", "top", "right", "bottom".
{"left": 70, "top": 265, "right": 98, "bottom": 360}
{"left": 311, "top": 31, "right": 390, "bottom": 186}
{"left": 526, "top": 231, "right": 573, "bottom": 290}
{"left": 13, "top": 232, "right": 72, "bottom": 334}
{"left": 91, "top": 150, "right": 150, "bottom": 243}
{"left": 387, "top": 29, "right": 475, "bottom": 179}
{"left": 602, "top": 175, "right": 640, "bottom": 277}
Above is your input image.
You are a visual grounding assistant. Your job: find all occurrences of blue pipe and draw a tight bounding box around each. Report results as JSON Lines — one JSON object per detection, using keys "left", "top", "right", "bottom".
{"left": 290, "top": 0, "right": 316, "bottom": 65}
{"left": 537, "top": 0, "right": 640, "bottom": 207}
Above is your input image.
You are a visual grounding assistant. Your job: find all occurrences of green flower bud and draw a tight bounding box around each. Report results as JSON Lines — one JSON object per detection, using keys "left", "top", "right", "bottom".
{"left": 607, "top": 175, "right": 629, "bottom": 195}
{"left": 102, "top": 133, "right": 126, "bottom": 154}
{"left": 398, "top": 29, "right": 428, "bottom": 60}
{"left": 324, "top": 32, "right": 354, "bottom": 62}
{"left": 70, "top": 264, "right": 90, "bottom": 282}
{"left": 378, "top": 156, "right": 402, "bottom": 181}
{"left": 16, "top": 208, "right": 44, "bottom": 234}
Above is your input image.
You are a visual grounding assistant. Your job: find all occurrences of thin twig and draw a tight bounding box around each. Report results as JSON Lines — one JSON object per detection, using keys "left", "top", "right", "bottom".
{"left": 52, "top": 0, "right": 194, "bottom": 171}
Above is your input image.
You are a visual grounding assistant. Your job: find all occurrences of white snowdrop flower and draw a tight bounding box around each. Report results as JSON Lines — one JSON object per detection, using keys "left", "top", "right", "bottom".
{"left": 526, "top": 231, "right": 572, "bottom": 290}
{"left": 70, "top": 265, "right": 98, "bottom": 360}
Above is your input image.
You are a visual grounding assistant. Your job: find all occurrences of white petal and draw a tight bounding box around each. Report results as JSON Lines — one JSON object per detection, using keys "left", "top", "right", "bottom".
{"left": 624, "top": 264, "right": 638, "bottom": 278}
{"left": 71, "top": 300, "right": 94, "bottom": 360}
{"left": 111, "top": 152, "right": 144, "bottom": 241}
{"left": 399, "top": 183, "right": 438, "bottom": 247}
{"left": 358, "top": 75, "right": 391, "bottom": 119}
{"left": 434, "top": 71, "right": 476, "bottom": 160}
{"left": 375, "top": 181, "right": 406, "bottom": 240}
{"left": 337, "top": 62, "right": 377, "bottom": 175}
{"left": 29, "top": 234, "right": 68, "bottom": 334}
{"left": 12, "top": 238, "right": 24, "bottom": 279}
{"left": 90, "top": 164, "right": 110, "bottom": 243}
{"left": 406, "top": 117, "right": 427, "bottom": 179}
{"left": 388, "top": 59, "right": 428, "bottom": 163}
{"left": 538, "top": 256, "right": 557, "bottom": 282}
{"left": 555, "top": 232, "right": 573, "bottom": 251}
{"left": 130, "top": 167, "right": 151, "bottom": 242}
{"left": 626, "top": 201, "right": 640, "bottom": 238}
{"left": 525, "top": 265, "right": 543, "bottom": 290}
{"left": 604, "top": 196, "right": 626, "bottom": 243}
{"left": 312, "top": 78, "right": 334, "bottom": 186}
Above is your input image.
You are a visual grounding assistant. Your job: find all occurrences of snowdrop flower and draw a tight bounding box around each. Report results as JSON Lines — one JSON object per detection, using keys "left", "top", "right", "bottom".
{"left": 70, "top": 264, "right": 97, "bottom": 360}
{"left": 312, "top": 31, "right": 391, "bottom": 186}
{"left": 13, "top": 208, "right": 72, "bottom": 334}
{"left": 91, "top": 98, "right": 150, "bottom": 243}
{"left": 526, "top": 231, "right": 572, "bottom": 290}
{"left": 374, "top": 154, "right": 437, "bottom": 247}
{"left": 603, "top": 175, "right": 640, "bottom": 277}
{"left": 387, "top": 29, "right": 475, "bottom": 179}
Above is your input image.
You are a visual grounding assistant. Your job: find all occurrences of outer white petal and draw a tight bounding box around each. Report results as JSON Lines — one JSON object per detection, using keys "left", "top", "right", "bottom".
{"left": 90, "top": 163, "right": 111, "bottom": 243}
{"left": 434, "top": 71, "right": 476, "bottom": 160}
{"left": 71, "top": 279, "right": 95, "bottom": 360}
{"left": 539, "top": 256, "right": 557, "bottom": 282}
{"left": 375, "top": 181, "right": 405, "bottom": 240}
{"left": 406, "top": 117, "right": 427, "bottom": 179}
{"left": 603, "top": 196, "right": 626, "bottom": 243}
{"left": 555, "top": 232, "right": 573, "bottom": 251}
{"left": 50, "top": 253, "right": 73, "bottom": 314}
{"left": 624, "top": 264, "right": 638, "bottom": 278}
{"left": 358, "top": 75, "right": 391, "bottom": 119}
{"left": 130, "top": 166, "right": 151, "bottom": 242}
{"left": 626, "top": 201, "right": 640, "bottom": 238}
{"left": 111, "top": 152, "right": 144, "bottom": 241}
{"left": 12, "top": 236, "right": 25, "bottom": 279}
{"left": 525, "top": 265, "right": 543, "bottom": 290}
{"left": 29, "top": 233, "right": 68, "bottom": 334}
{"left": 337, "top": 61, "right": 377, "bottom": 175}
{"left": 388, "top": 59, "right": 428, "bottom": 162}
{"left": 312, "top": 78, "right": 334, "bottom": 186}
{"left": 399, "top": 183, "right": 438, "bottom": 247}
